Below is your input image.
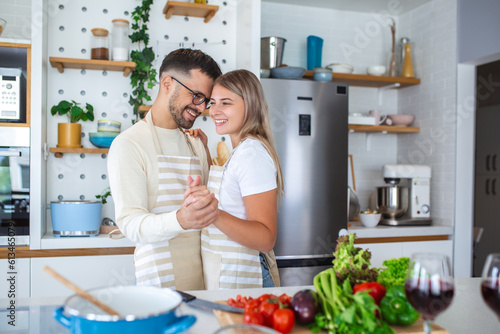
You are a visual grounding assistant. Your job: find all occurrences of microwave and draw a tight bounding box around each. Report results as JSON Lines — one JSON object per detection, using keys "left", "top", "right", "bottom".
{"left": 0, "top": 67, "right": 26, "bottom": 123}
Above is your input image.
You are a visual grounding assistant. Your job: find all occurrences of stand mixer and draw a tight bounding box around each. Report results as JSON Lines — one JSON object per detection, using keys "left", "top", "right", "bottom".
{"left": 376, "top": 164, "right": 432, "bottom": 226}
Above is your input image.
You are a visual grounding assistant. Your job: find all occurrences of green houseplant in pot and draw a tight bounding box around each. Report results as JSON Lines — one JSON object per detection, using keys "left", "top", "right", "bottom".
{"left": 51, "top": 100, "right": 95, "bottom": 148}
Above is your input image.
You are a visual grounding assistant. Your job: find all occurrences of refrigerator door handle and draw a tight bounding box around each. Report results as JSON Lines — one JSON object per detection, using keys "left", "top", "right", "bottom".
{"left": 493, "top": 179, "right": 496, "bottom": 195}
{"left": 486, "top": 154, "right": 490, "bottom": 171}
{"left": 493, "top": 154, "right": 497, "bottom": 171}
{"left": 486, "top": 178, "right": 490, "bottom": 195}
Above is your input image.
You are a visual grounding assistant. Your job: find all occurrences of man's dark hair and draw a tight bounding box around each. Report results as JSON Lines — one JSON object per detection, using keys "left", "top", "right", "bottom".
{"left": 159, "top": 48, "right": 222, "bottom": 80}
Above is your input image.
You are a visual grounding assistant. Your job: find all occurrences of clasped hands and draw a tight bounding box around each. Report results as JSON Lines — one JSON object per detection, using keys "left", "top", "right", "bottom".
{"left": 176, "top": 175, "right": 219, "bottom": 230}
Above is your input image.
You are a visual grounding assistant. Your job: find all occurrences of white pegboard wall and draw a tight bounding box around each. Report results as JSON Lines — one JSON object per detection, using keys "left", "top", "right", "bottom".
{"left": 46, "top": 0, "right": 238, "bottom": 227}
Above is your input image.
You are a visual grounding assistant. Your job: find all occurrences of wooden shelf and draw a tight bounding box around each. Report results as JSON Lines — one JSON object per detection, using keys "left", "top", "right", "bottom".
{"left": 163, "top": 1, "right": 219, "bottom": 23}
{"left": 139, "top": 105, "right": 209, "bottom": 116}
{"left": 49, "top": 147, "right": 109, "bottom": 158}
{"left": 49, "top": 57, "right": 136, "bottom": 77}
{"left": 303, "top": 71, "right": 420, "bottom": 88}
{"left": 348, "top": 124, "right": 420, "bottom": 133}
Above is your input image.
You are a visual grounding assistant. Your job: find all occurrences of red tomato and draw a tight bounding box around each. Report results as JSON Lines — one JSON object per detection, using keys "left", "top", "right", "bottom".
{"left": 258, "top": 294, "right": 273, "bottom": 302}
{"left": 227, "top": 297, "right": 245, "bottom": 308}
{"left": 259, "top": 297, "right": 279, "bottom": 327}
{"left": 352, "top": 282, "right": 387, "bottom": 305}
{"left": 244, "top": 299, "right": 261, "bottom": 314}
{"left": 244, "top": 310, "right": 264, "bottom": 326}
{"left": 278, "top": 293, "right": 292, "bottom": 307}
{"left": 272, "top": 308, "right": 295, "bottom": 333}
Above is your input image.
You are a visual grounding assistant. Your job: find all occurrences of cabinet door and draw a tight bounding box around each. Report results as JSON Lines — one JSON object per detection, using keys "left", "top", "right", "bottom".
{"left": 31, "top": 254, "right": 135, "bottom": 298}
{"left": 402, "top": 240, "right": 454, "bottom": 263}
{"left": 358, "top": 243, "right": 404, "bottom": 267}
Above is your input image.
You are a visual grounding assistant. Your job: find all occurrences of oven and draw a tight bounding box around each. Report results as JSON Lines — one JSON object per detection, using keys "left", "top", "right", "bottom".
{"left": 0, "top": 127, "right": 30, "bottom": 246}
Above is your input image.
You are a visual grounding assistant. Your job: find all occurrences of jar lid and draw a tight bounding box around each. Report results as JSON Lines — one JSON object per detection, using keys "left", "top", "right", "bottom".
{"left": 91, "top": 28, "right": 109, "bottom": 37}
{"left": 112, "top": 18, "right": 129, "bottom": 24}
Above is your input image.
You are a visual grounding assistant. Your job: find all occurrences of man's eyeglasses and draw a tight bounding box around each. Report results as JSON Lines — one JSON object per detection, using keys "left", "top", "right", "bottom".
{"left": 171, "top": 77, "right": 207, "bottom": 106}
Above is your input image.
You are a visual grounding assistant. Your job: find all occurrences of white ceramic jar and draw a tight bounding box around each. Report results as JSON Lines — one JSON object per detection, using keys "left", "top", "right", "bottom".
{"left": 111, "top": 19, "right": 130, "bottom": 61}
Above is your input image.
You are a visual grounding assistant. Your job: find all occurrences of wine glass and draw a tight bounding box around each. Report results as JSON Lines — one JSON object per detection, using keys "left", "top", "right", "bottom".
{"left": 481, "top": 253, "right": 500, "bottom": 321}
{"left": 404, "top": 253, "right": 454, "bottom": 334}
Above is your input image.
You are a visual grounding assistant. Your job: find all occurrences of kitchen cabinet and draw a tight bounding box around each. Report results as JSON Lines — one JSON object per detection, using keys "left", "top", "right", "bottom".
{"left": 31, "top": 254, "right": 135, "bottom": 298}
{"left": 359, "top": 240, "right": 453, "bottom": 268}
{"left": 49, "top": 57, "right": 135, "bottom": 77}
{"left": 473, "top": 104, "right": 500, "bottom": 276}
{"left": 163, "top": 1, "right": 219, "bottom": 23}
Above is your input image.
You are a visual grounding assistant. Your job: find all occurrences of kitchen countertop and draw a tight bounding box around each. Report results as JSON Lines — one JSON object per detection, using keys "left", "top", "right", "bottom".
{"left": 0, "top": 278, "right": 496, "bottom": 334}
{"left": 35, "top": 224, "right": 453, "bottom": 250}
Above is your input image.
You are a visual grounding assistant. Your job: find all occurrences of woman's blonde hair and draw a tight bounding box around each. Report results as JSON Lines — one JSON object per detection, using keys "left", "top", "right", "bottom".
{"left": 214, "top": 69, "right": 284, "bottom": 203}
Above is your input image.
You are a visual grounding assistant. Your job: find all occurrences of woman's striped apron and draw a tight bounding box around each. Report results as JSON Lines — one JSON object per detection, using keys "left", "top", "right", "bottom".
{"left": 134, "top": 111, "right": 205, "bottom": 290}
{"left": 201, "top": 146, "right": 280, "bottom": 290}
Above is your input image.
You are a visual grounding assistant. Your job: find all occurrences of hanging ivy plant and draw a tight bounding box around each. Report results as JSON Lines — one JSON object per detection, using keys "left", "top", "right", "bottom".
{"left": 129, "top": 0, "right": 157, "bottom": 121}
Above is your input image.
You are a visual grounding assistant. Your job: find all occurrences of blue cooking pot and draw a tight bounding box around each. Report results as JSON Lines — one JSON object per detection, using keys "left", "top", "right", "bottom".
{"left": 53, "top": 286, "right": 195, "bottom": 334}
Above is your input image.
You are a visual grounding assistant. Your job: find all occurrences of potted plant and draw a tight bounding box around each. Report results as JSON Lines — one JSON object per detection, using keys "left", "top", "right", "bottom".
{"left": 51, "top": 100, "right": 95, "bottom": 148}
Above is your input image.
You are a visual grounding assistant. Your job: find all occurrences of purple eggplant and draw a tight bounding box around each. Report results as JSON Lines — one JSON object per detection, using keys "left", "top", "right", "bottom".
{"left": 290, "top": 289, "right": 319, "bottom": 325}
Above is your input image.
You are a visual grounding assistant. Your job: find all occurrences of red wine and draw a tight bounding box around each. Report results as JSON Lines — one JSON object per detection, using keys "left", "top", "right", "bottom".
{"left": 481, "top": 279, "right": 500, "bottom": 320}
{"left": 404, "top": 279, "right": 454, "bottom": 320}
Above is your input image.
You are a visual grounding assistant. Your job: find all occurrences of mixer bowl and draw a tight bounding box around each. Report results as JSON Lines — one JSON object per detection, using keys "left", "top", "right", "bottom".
{"left": 376, "top": 185, "right": 408, "bottom": 218}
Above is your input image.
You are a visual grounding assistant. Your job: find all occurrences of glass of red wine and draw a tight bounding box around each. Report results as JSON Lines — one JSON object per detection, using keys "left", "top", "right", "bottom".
{"left": 404, "top": 253, "right": 454, "bottom": 334}
{"left": 481, "top": 253, "right": 500, "bottom": 321}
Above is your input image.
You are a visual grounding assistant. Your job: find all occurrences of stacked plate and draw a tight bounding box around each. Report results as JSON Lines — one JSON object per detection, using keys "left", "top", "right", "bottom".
{"left": 89, "top": 120, "right": 121, "bottom": 148}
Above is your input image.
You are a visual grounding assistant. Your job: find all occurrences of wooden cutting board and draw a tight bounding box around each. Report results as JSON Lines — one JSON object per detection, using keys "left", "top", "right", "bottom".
{"left": 213, "top": 302, "right": 449, "bottom": 334}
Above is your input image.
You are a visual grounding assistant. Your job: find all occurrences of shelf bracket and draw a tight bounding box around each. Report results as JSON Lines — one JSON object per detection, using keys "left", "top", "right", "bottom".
{"left": 55, "top": 62, "right": 64, "bottom": 73}
{"left": 377, "top": 83, "right": 400, "bottom": 105}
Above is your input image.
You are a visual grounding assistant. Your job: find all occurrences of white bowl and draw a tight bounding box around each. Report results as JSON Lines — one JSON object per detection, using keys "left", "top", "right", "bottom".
{"left": 326, "top": 63, "right": 354, "bottom": 74}
{"left": 260, "top": 68, "right": 271, "bottom": 78}
{"left": 359, "top": 213, "right": 382, "bottom": 227}
{"left": 367, "top": 65, "right": 386, "bottom": 76}
{"left": 313, "top": 72, "right": 332, "bottom": 81}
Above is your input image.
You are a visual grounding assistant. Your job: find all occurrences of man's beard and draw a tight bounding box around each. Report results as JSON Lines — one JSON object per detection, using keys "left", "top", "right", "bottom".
{"left": 168, "top": 89, "right": 197, "bottom": 129}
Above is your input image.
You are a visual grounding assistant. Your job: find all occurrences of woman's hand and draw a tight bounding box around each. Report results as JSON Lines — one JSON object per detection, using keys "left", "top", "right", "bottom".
{"left": 185, "top": 128, "right": 208, "bottom": 147}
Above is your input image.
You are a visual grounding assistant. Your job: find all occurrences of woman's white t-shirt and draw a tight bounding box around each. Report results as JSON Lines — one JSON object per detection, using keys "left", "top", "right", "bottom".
{"left": 219, "top": 138, "right": 277, "bottom": 218}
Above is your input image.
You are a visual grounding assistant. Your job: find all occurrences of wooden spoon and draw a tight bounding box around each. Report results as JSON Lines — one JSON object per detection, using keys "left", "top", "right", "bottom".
{"left": 43, "top": 266, "right": 123, "bottom": 317}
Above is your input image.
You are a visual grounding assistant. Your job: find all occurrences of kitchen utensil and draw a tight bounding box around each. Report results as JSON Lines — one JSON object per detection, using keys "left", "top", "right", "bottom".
{"left": 398, "top": 37, "right": 411, "bottom": 76}
{"left": 376, "top": 185, "right": 409, "bottom": 218}
{"left": 369, "top": 110, "right": 387, "bottom": 125}
{"left": 359, "top": 212, "right": 382, "bottom": 227}
{"left": 307, "top": 35, "right": 323, "bottom": 70}
{"left": 260, "top": 68, "right": 271, "bottom": 78}
{"left": 367, "top": 65, "right": 386, "bottom": 76}
{"left": 348, "top": 186, "right": 360, "bottom": 221}
{"left": 402, "top": 42, "right": 415, "bottom": 78}
{"left": 270, "top": 66, "right": 305, "bottom": 79}
{"left": 326, "top": 63, "right": 354, "bottom": 73}
{"left": 313, "top": 71, "right": 332, "bottom": 81}
{"left": 0, "top": 18, "right": 6, "bottom": 36}
{"left": 53, "top": 285, "right": 195, "bottom": 334}
{"left": 388, "top": 17, "right": 396, "bottom": 77}
{"left": 261, "top": 37, "right": 286, "bottom": 68}
{"left": 97, "top": 119, "right": 121, "bottom": 133}
{"left": 385, "top": 114, "right": 415, "bottom": 126}
{"left": 176, "top": 290, "right": 244, "bottom": 314}
{"left": 43, "top": 266, "right": 122, "bottom": 317}
{"left": 89, "top": 131, "right": 119, "bottom": 148}
{"left": 405, "top": 253, "right": 454, "bottom": 334}
{"left": 378, "top": 164, "right": 432, "bottom": 226}
{"left": 50, "top": 200, "right": 102, "bottom": 236}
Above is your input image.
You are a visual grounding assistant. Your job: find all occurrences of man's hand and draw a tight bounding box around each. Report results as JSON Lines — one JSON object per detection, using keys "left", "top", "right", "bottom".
{"left": 177, "top": 175, "right": 219, "bottom": 229}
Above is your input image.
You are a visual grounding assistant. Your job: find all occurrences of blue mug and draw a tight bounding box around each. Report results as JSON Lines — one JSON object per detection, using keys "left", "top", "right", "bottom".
{"left": 307, "top": 35, "right": 323, "bottom": 70}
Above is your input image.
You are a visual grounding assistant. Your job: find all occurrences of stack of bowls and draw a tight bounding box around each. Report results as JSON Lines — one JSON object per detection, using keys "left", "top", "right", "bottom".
{"left": 89, "top": 120, "right": 121, "bottom": 148}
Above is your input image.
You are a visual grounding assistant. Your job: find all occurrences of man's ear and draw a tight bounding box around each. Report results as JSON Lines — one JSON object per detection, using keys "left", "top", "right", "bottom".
{"left": 160, "top": 75, "right": 174, "bottom": 93}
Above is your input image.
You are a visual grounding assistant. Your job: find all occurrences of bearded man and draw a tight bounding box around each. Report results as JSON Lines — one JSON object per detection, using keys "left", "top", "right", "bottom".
{"left": 108, "top": 49, "right": 222, "bottom": 290}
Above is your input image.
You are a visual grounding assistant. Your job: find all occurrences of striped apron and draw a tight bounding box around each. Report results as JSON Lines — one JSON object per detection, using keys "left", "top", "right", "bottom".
{"left": 201, "top": 148, "right": 280, "bottom": 290}
{"left": 134, "top": 111, "right": 205, "bottom": 290}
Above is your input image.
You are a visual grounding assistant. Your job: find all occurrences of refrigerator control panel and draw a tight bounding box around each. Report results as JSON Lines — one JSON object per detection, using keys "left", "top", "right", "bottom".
{"left": 299, "top": 114, "right": 311, "bottom": 136}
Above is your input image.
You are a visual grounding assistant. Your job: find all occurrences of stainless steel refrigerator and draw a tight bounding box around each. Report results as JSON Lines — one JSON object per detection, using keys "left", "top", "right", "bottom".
{"left": 261, "top": 78, "right": 349, "bottom": 286}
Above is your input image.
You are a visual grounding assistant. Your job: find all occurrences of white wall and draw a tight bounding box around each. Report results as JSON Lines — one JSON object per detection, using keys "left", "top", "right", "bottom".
{"left": 0, "top": 0, "right": 31, "bottom": 40}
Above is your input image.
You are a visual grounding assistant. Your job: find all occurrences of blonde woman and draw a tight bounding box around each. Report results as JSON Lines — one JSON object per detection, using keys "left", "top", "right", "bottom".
{"left": 186, "top": 69, "right": 284, "bottom": 289}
